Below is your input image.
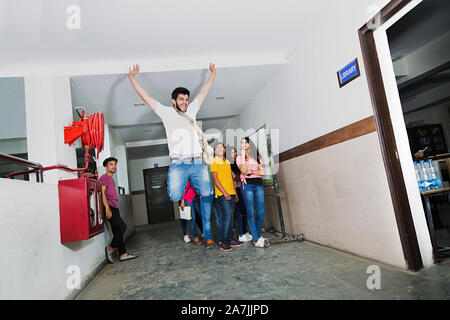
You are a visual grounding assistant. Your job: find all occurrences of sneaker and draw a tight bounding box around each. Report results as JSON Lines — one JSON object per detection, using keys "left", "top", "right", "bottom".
{"left": 229, "top": 239, "right": 244, "bottom": 247}
{"left": 219, "top": 243, "right": 233, "bottom": 252}
{"left": 254, "top": 237, "right": 265, "bottom": 248}
{"left": 184, "top": 235, "right": 191, "bottom": 243}
{"left": 193, "top": 237, "right": 202, "bottom": 246}
{"left": 119, "top": 253, "right": 138, "bottom": 262}
{"left": 239, "top": 234, "right": 252, "bottom": 242}
{"left": 244, "top": 232, "right": 253, "bottom": 241}
{"left": 105, "top": 247, "right": 115, "bottom": 263}
{"left": 206, "top": 239, "right": 215, "bottom": 249}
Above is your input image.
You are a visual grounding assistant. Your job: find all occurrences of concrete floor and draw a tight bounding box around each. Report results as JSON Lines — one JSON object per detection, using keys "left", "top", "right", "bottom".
{"left": 76, "top": 221, "right": 450, "bottom": 300}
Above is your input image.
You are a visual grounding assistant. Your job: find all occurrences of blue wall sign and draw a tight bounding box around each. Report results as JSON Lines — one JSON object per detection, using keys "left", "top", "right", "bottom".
{"left": 154, "top": 163, "right": 158, "bottom": 168}
{"left": 338, "top": 58, "right": 361, "bottom": 87}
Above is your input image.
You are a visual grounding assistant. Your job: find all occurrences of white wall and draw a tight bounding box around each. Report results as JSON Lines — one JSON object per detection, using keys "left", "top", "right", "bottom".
{"left": 233, "top": 0, "right": 434, "bottom": 268}
{"left": 0, "top": 78, "right": 26, "bottom": 140}
{"left": 96, "top": 125, "right": 130, "bottom": 194}
{"left": 109, "top": 127, "right": 130, "bottom": 195}
{"left": 128, "top": 155, "right": 170, "bottom": 192}
{"left": 0, "top": 179, "right": 104, "bottom": 299}
{"left": 24, "top": 76, "right": 78, "bottom": 184}
{"left": 0, "top": 138, "right": 27, "bottom": 155}
{"left": 0, "top": 178, "right": 135, "bottom": 299}
{"left": 239, "top": 0, "right": 392, "bottom": 152}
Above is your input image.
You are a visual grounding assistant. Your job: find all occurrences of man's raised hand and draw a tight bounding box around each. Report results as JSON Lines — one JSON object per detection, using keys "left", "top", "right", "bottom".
{"left": 209, "top": 63, "right": 216, "bottom": 75}
{"left": 128, "top": 64, "right": 140, "bottom": 78}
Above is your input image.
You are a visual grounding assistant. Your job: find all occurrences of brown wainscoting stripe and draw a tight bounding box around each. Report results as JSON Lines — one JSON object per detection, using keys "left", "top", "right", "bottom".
{"left": 131, "top": 190, "right": 145, "bottom": 195}
{"left": 279, "top": 116, "right": 376, "bottom": 162}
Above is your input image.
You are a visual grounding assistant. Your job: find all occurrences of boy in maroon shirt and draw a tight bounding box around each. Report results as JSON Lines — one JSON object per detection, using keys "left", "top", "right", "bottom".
{"left": 99, "top": 157, "right": 137, "bottom": 263}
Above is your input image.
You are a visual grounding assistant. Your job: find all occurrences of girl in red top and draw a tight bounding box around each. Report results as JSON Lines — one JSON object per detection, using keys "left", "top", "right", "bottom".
{"left": 180, "top": 180, "right": 202, "bottom": 246}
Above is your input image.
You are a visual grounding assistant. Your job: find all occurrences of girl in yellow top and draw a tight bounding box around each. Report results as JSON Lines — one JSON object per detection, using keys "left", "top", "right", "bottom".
{"left": 210, "top": 143, "right": 243, "bottom": 252}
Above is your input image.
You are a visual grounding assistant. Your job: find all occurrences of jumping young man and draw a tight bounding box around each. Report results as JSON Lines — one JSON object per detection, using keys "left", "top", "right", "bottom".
{"left": 128, "top": 63, "right": 217, "bottom": 248}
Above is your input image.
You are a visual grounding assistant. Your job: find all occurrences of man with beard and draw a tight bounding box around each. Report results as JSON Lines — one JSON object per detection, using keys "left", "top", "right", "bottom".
{"left": 128, "top": 63, "right": 218, "bottom": 248}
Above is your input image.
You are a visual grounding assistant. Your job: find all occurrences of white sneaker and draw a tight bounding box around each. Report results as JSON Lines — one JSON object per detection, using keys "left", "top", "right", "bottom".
{"left": 245, "top": 232, "right": 253, "bottom": 241}
{"left": 239, "top": 234, "right": 250, "bottom": 242}
{"left": 184, "top": 235, "right": 191, "bottom": 243}
{"left": 255, "top": 237, "right": 265, "bottom": 248}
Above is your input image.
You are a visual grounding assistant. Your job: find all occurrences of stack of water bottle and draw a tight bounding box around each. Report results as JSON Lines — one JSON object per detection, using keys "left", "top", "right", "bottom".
{"left": 414, "top": 159, "right": 443, "bottom": 192}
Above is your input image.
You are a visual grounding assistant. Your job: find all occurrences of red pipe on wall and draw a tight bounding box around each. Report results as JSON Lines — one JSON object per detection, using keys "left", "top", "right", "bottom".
{"left": 7, "top": 147, "right": 95, "bottom": 181}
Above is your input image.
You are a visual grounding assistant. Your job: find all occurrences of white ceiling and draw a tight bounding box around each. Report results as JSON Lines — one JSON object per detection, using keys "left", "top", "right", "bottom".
{"left": 0, "top": 0, "right": 329, "bottom": 70}
{"left": 70, "top": 64, "right": 283, "bottom": 144}
{"left": 70, "top": 64, "right": 284, "bottom": 127}
{"left": 1, "top": 0, "right": 331, "bottom": 159}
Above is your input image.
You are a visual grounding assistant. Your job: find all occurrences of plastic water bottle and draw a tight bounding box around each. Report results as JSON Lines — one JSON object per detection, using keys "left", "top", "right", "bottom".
{"left": 426, "top": 160, "right": 438, "bottom": 190}
{"left": 420, "top": 160, "right": 431, "bottom": 192}
{"left": 414, "top": 162, "right": 423, "bottom": 192}
{"left": 428, "top": 159, "right": 443, "bottom": 190}
{"left": 435, "top": 161, "right": 444, "bottom": 189}
{"left": 416, "top": 161, "right": 426, "bottom": 192}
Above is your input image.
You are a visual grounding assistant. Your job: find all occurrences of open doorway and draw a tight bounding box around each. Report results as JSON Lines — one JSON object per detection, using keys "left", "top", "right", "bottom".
{"left": 359, "top": 0, "right": 450, "bottom": 270}
{"left": 386, "top": 0, "right": 450, "bottom": 262}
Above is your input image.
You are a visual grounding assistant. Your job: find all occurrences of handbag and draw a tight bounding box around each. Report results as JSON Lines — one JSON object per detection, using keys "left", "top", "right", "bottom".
{"left": 175, "top": 109, "right": 215, "bottom": 165}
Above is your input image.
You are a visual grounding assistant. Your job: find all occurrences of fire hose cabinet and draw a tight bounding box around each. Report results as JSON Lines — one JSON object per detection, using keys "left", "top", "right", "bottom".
{"left": 58, "top": 177, "right": 105, "bottom": 244}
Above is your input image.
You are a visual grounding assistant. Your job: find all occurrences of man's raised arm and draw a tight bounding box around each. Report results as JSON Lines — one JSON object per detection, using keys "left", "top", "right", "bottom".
{"left": 128, "top": 64, "right": 159, "bottom": 113}
{"left": 195, "top": 63, "right": 216, "bottom": 109}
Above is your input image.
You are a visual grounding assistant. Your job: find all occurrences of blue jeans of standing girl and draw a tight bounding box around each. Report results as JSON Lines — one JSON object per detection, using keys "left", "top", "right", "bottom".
{"left": 241, "top": 183, "right": 265, "bottom": 241}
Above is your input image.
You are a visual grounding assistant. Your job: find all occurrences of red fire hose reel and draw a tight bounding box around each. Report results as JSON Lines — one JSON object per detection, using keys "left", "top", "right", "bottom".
{"left": 64, "top": 108, "right": 104, "bottom": 160}
{"left": 7, "top": 108, "right": 104, "bottom": 180}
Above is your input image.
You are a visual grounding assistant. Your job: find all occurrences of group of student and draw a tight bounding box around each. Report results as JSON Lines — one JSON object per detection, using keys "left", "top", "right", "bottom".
{"left": 179, "top": 137, "right": 267, "bottom": 252}
{"left": 101, "top": 62, "right": 267, "bottom": 261}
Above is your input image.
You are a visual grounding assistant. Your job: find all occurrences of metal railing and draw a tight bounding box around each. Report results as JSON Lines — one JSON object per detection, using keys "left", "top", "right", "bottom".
{"left": 0, "top": 153, "right": 44, "bottom": 182}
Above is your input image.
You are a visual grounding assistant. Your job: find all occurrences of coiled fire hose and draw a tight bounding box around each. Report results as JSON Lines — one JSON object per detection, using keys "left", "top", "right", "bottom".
{"left": 7, "top": 109, "right": 104, "bottom": 180}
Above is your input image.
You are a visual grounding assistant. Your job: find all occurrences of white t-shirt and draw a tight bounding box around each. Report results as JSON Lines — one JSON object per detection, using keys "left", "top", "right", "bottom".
{"left": 153, "top": 98, "right": 202, "bottom": 157}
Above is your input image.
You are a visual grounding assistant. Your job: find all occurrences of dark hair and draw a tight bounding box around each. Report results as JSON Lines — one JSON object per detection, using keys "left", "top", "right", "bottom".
{"left": 103, "top": 157, "right": 118, "bottom": 167}
{"left": 226, "top": 147, "right": 241, "bottom": 176}
{"left": 213, "top": 142, "right": 224, "bottom": 149}
{"left": 171, "top": 87, "right": 190, "bottom": 100}
{"left": 243, "top": 137, "right": 262, "bottom": 164}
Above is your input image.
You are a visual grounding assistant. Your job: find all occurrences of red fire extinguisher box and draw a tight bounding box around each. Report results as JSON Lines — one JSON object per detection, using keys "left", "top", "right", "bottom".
{"left": 58, "top": 177, "right": 105, "bottom": 244}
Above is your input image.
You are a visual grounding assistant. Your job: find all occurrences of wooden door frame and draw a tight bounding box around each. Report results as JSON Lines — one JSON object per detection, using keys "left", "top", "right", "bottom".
{"left": 359, "top": 0, "right": 424, "bottom": 271}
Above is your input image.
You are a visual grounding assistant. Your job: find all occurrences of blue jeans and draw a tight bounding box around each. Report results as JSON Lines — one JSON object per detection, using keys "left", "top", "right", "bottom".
{"left": 235, "top": 187, "right": 247, "bottom": 236}
{"left": 213, "top": 196, "right": 222, "bottom": 242}
{"left": 180, "top": 197, "right": 201, "bottom": 238}
{"left": 241, "top": 183, "right": 265, "bottom": 241}
{"left": 217, "top": 195, "right": 235, "bottom": 245}
{"left": 167, "top": 158, "right": 214, "bottom": 241}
